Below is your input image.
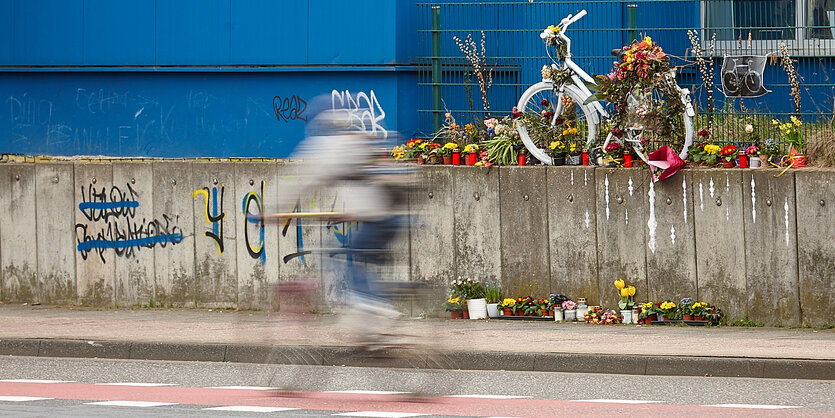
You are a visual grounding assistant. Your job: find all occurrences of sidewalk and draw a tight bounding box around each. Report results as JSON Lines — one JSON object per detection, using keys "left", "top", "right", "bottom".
{"left": 0, "top": 305, "right": 832, "bottom": 380}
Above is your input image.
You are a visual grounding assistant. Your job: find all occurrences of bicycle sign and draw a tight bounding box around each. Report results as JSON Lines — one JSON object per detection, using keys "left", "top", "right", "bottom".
{"left": 721, "top": 54, "right": 770, "bottom": 97}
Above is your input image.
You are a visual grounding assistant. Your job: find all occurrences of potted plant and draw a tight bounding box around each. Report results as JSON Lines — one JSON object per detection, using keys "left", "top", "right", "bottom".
{"left": 534, "top": 298, "right": 551, "bottom": 316}
{"left": 443, "top": 296, "right": 464, "bottom": 319}
{"left": 438, "top": 142, "right": 458, "bottom": 165}
{"left": 703, "top": 305, "right": 725, "bottom": 325}
{"left": 679, "top": 297, "right": 695, "bottom": 321}
{"left": 773, "top": 116, "right": 806, "bottom": 167}
{"left": 614, "top": 279, "right": 637, "bottom": 323}
{"left": 464, "top": 143, "right": 480, "bottom": 165}
{"left": 719, "top": 144, "right": 738, "bottom": 168}
{"left": 688, "top": 143, "right": 721, "bottom": 166}
{"left": 745, "top": 145, "right": 761, "bottom": 168}
{"left": 658, "top": 301, "right": 677, "bottom": 321}
{"left": 499, "top": 298, "right": 516, "bottom": 316}
{"left": 690, "top": 301, "right": 708, "bottom": 321}
{"left": 639, "top": 302, "right": 657, "bottom": 324}
{"left": 484, "top": 116, "right": 523, "bottom": 166}
{"left": 549, "top": 140, "right": 567, "bottom": 165}
{"left": 549, "top": 294, "right": 569, "bottom": 321}
{"left": 603, "top": 141, "right": 624, "bottom": 166}
{"left": 762, "top": 138, "right": 781, "bottom": 166}
{"left": 561, "top": 300, "right": 577, "bottom": 321}
{"left": 484, "top": 282, "right": 503, "bottom": 318}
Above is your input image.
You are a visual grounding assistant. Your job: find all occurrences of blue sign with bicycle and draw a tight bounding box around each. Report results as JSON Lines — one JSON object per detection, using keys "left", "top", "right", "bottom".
{"left": 721, "top": 55, "right": 771, "bottom": 97}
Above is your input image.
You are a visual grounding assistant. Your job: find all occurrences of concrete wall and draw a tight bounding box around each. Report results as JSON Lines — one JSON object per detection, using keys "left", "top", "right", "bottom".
{"left": 0, "top": 160, "right": 832, "bottom": 325}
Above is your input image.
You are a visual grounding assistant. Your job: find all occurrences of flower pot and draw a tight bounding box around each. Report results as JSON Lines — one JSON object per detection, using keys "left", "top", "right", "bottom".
{"left": 791, "top": 154, "right": 808, "bottom": 168}
{"left": 518, "top": 154, "right": 527, "bottom": 166}
{"left": 466, "top": 298, "right": 488, "bottom": 319}
{"left": 759, "top": 154, "right": 769, "bottom": 167}
{"left": 503, "top": 308, "right": 512, "bottom": 316}
{"left": 462, "top": 309, "right": 469, "bottom": 319}
{"left": 486, "top": 303, "right": 500, "bottom": 318}
{"left": 682, "top": 314, "right": 694, "bottom": 321}
{"left": 515, "top": 310, "right": 524, "bottom": 316}
{"left": 552, "top": 155, "right": 566, "bottom": 166}
{"left": 646, "top": 314, "right": 657, "bottom": 324}
{"left": 748, "top": 156, "right": 761, "bottom": 168}
{"left": 450, "top": 310, "right": 463, "bottom": 319}
{"left": 554, "top": 310, "right": 564, "bottom": 322}
{"left": 694, "top": 315, "right": 704, "bottom": 321}
{"left": 443, "top": 155, "right": 453, "bottom": 165}
{"left": 722, "top": 159, "right": 736, "bottom": 168}
{"left": 739, "top": 154, "right": 748, "bottom": 168}
{"left": 621, "top": 309, "right": 633, "bottom": 324}
{"left": 563, "top": 309, "right": 577, "bottom": 321}
{"left": 467, "top": 152, "right": 477, "bottom": 165}
{"left": 549, "top": 310, "right": 555, "bottom": 317}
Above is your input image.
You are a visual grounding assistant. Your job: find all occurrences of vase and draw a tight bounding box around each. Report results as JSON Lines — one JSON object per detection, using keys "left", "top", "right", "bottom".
{"left": 722, "top": 159, "right": 736, "bottom": 168}
{"left": 518, "top": 154, "right": 527, "bottom": 166}
{"left": 450, "top": 310, "right": 463, "bottom": 319}
{"left": 466, "top": 298, "right": 488, "bottom": 319}
{"left": 564, "top": 309, "right": 577, "bottom": 321}
{"left": 682, "top": 314, "right": 694, "bottom": 321}
{"left": 467, "top": 152, "right": 477, "bottom": 165}
{"left": 486, "top": 303, "right": 500, "bottom": 318}
{"left": 443, "top": 155, "right": 452, "bottom": 165}
{"left": 748, "top": 156, "right": 761, "bottom": 168}
{"left": 554, "top": 310, "right": 564, "bottom": 321}
{"left": 552, "top": 155, "right": 565, "bottom": 166}
{"left": 503, "top": 308, "right": 512, "bottom": 316}
{"left": 621, "top": 309, "right": 633, "bottom": 324}
{"left": 739, "top": 154, "right": 748, "bottom": 168}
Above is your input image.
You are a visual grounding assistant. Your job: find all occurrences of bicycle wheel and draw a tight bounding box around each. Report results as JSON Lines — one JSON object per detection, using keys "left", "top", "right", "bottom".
{"left": 516, "top": 81, "right": 599, "bottom": 165}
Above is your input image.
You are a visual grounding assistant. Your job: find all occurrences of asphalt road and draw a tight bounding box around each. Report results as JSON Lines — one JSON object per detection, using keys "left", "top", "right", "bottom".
{"left": 0, "top": 356, "right": 831, "bottom": 416}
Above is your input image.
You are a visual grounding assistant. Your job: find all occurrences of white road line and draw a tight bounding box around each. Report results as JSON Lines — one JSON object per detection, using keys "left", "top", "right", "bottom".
{"left": 0, "top": 396, "right": 53, "bottom": 402}
{"left": 84, "top": 400, "right": 178, "bottom": 407}
{"left": 705, "top": 404, "right": 800, "bottom": 409}
{"left": 207, "top": 385, "right": 276, "bottom": 390}
{"left": 327, "top": 390, "right": 410, "bottom": 395}
{"left": 204, "top": 406, "right": 300, "bottom": 412}
{"left": 97, "top": 382, "right": 178, "bottom": 387}
{"left": 572, "top": 399, "right": 663, "bottom": 404}
{"left": 0, "top": 379, "right": 74, "bottom": 383}
{"left": 447, "top": 395, "right": 532, "bottom": 399}
{"left": 333, "top": 413, "right": 427, "bottom": 417}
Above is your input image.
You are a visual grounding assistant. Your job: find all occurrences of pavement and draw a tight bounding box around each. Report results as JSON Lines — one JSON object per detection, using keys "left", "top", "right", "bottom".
{"left": 0, "top": 305, "right": 833, "bottom": 380}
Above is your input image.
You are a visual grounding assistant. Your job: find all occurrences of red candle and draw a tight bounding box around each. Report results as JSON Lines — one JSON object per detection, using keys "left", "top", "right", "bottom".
{"left": 452, "top": 150, "right": 461, "bottom": 165}
{"left": 581, "top": 151, "right": 589, "bottom": 166}
{"left": 623, "top": 153, "right": 633, "bottom": 167}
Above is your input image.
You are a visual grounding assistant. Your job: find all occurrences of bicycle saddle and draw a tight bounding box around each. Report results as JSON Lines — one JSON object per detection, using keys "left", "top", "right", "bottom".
{"left": 610, "top": 48, "right": 625, "bottom": 60}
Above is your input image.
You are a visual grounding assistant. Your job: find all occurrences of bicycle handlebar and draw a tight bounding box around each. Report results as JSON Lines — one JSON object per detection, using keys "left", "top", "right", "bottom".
{"left": 563, "top": 9, "right": 587, "bottom": 27}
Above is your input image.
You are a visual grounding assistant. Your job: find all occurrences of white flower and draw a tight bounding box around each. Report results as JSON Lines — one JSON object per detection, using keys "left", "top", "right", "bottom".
{"left": 745, "top": 124, "right": 754, "bottom": 134}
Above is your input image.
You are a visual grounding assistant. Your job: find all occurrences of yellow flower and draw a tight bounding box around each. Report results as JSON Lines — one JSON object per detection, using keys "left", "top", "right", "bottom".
{"left": 464, "top": 144, "right": 479, "bottom": 153}
{"left": 391, "top": 146, "right": 406, "bottom": 160}
{"left": 627, "top": 286, "right": 636, "bottom": 297}
{"left": 791, "top": 116, "right": 802, "bottom": 126}
{"left": 614, "top": 279, "right": 625, "bottom": 290}
{"left": 547, "top": 25, "right": 560, "bottom": 34}
{"left": 644, "top": 36, "right": 652, "bottom": 45}
{"left": 418, "top": 142, "right": 428, "bottom": 149}
{"left": 772, "top": 119, "right": 780, "bottom": 125}
{"left": 443, "top": 142, "right": 458, "bottom": 150}
{"left": 448, "top": 296, "right": 460, "bottom": 304}
{"left": 620, "top": 288, "right": 629, "bottom": 297}
{"left": 501, "top": 298, "right": 516, "bottom": 307}
{"left": 550, "top": 141, "right": 565, "bottom": 150}
{"left": 704, "top": 144, "right": 721, "bottom": 155}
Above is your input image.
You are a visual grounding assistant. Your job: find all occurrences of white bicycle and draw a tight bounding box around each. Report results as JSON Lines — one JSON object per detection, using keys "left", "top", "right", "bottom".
{"left": 515, "top": 9, "right": 695, "bottom": 177}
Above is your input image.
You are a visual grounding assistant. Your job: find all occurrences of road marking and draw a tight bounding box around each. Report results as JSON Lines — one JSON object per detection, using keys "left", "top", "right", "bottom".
{"left": 705, "top": 404, "right": 800, "bottom": 409}
{"left": 572, "top": 399, "right": 663, "bottom": 404}
{"left": 0, "top": 396, "right": 53, "bottom": 402}
{"left": 98, "top": 382, "right": 178, "bottom": 387}
{"left": 0, "top": 379, "right": 74, "bottom": 383}
{"left": 448, "top": 395, "right": 532, "bottom": 399}
{"left": 333, "top": 413, "right": 427, "bottom": 417}
{"left": 85, "top": 400, "right": 178, "bottom": 407}
{"left": 327, "top": 390, "right": 410, "bottom": 395}
{"left": 204, "top": 406, "right": 300, "bottom": 412}
{"left": 207, "top": 386, "right": 276, "bottom": 390}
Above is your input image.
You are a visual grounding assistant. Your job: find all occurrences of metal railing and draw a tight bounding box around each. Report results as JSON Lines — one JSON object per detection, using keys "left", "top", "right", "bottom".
{"left": 416, "top": 0, "right": 835, "bottom": 148}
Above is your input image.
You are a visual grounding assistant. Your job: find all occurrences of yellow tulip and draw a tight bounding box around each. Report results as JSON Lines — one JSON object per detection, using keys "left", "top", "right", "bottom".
{"left": 620, "top": 288, "right": 629, "bottom": 297}
{"left": 614, "top": 279, "right": 625, "bottom": 290}
{"left": 627, "top": 286, "right": 636, "bottom": 297}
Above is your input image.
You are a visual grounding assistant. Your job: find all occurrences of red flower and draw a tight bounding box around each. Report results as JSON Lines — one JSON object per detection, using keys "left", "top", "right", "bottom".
{"left": 541, "top": 99, "right": 550, "bottom": 107}
{"left": 543, "top": 111, "right": 554, "bottom": 119}
{"left": 512, "top": 106, "right": 522, "bottom": 119}
{"left": 720, "top": 144, "right": 737, "bottom": 156}
{"left": 697, "top": 130, "right": 709, "bottom": 138}
{"left": 611, "top": 128, "right": 624, "bottom": 138}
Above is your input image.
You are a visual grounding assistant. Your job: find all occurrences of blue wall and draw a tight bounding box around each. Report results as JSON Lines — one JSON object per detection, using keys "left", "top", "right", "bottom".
{"left": 0, "top": 0, "right": 419, "bottom": 158}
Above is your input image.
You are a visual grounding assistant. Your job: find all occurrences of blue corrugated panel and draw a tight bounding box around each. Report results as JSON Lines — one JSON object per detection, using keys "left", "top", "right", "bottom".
{"left": 231, "top": 0, "right": 308, "bottom": 65}
{"left": 12, "top": 0, "right": 83, "bottom": 65}
{"left": 83, "top": 0, "right": 155, "bottom": 65}
{"left": 308, "top": 0, "right": 396, "bottom": 64}
{"left": 0, "top": 0, "right": 11, "bottom": 63}
{"left": 156, "top": 0, "right": 231, "bottom": 65}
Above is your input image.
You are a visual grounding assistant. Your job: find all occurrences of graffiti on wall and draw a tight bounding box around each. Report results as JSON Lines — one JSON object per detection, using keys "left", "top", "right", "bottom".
{"left": 75, "top": 183, "right": 183, "bottom": 263}
{"left": 273, "top": 95, "right": 307, "bottom": 123}
{"left": 242, "top": 181, "right": 266, "bottom": 263}
{"left": 331, "top": 90, "right": 387, "bottom": 138}
{"left": 192, "top": 185, "right": 226, "bottom": 255}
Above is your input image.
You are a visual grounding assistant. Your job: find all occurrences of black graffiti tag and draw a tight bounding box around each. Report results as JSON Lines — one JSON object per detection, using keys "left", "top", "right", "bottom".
{"left": 273, "top": 95, "right": 307, "bottom": 122}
